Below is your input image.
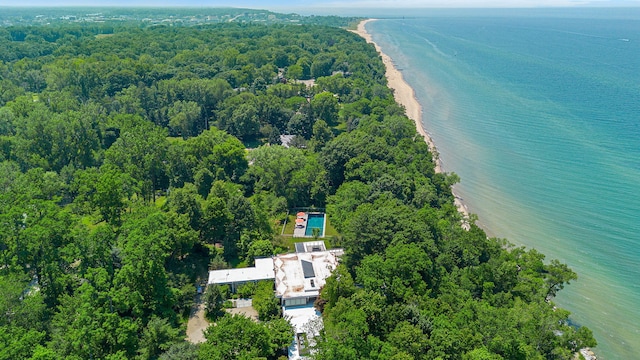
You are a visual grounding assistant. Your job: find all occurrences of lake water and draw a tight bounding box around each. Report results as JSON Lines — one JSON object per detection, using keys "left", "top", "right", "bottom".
{"left": 367, "top": 8, "right": 640, "bottom": 360}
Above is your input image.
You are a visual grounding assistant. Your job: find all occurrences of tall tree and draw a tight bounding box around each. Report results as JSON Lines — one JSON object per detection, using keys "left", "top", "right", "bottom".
{"left": 311, "top": 91, "right": 339, "bottom": 126}
{"left": 168, "top": 100, "right": 201, "bottom": 139}
{"left": 104, "top": 119, "right": 169, "bottom": 201}
{"left": 199, "top": 314, "right": 280, "bottom": 360}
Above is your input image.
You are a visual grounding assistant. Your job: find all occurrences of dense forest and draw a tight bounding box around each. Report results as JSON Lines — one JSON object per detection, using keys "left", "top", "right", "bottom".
{"left": 0, "top": 10, "right": 595, "bottom": 360}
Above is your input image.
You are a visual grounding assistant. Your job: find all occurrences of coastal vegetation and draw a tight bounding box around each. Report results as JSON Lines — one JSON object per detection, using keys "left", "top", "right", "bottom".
{"left": 0, "top": 8, "right": 595, "bottom": 359}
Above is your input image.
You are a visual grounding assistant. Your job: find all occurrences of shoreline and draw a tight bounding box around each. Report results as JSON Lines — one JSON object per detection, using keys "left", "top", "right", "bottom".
{"left": 351, "top": 19, "right": 470, "bottom": 219}
{"left": 351, "top": 18, "right": 599, "bottom": 360}
{"left": 352, "top": 20, "right": 600, "bottom": 360}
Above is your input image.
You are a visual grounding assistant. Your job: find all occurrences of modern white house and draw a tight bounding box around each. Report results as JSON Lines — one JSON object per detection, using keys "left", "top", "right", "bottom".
{"left": 273, "top": 242, "right": 343, "bottom": 307}
{"left": 207, "top": 241, "right": 343, "bottom": 306}
{"left": 207, "top": 241, "right": 344, "bottom": 360}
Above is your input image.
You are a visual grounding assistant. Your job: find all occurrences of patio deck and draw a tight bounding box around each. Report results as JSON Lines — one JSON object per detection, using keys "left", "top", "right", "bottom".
{"left": 293, "top": 213, "right": 308, "bottom": 238}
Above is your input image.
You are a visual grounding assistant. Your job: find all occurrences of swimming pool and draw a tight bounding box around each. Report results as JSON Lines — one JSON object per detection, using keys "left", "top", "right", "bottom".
{"left": 304, "top": 213, "right": 325, "bottom": 237}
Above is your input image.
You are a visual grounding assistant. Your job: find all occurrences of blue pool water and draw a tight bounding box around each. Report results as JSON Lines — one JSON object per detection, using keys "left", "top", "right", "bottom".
{"left": 305, "top": 213, "right": 325, "bottom": 237}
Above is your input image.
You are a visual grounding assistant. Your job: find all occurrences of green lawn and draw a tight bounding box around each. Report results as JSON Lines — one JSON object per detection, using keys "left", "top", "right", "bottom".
{"left": 324, "top": 216, "right": 339, "bottom": 237}
{"left": 278, "top": 236, "right": 299, "bottom": 253}
{"left": 281, "top": 214, "right": 297, "bottom": 236}
{"left": 278, "top": 211, "right": 340, "bottom": 242}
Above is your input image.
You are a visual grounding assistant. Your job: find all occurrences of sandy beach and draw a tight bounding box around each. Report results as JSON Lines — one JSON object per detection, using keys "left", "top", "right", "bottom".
{"left": 352, "top": 19, "right": 470, "bottom": 219}
{"left": 351, "top": 19, "right": 440, "bottom": 171}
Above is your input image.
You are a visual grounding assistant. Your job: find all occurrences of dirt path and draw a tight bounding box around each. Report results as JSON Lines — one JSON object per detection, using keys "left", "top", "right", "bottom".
{"left": 186, "top": 294, "right": 208, "bottom": 344}
{"left": 226, "top": 299, "right": 258, "bottom": 320}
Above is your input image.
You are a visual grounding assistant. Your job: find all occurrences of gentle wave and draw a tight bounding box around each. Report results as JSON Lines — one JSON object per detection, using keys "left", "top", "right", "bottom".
{"left": 369, "top": 11, "right": 640, "bottom": 360}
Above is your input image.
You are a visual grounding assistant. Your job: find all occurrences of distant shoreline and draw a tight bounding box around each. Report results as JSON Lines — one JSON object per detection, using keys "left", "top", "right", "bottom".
{"left": 351, "top": 19, "right": 470, "bottom": 219}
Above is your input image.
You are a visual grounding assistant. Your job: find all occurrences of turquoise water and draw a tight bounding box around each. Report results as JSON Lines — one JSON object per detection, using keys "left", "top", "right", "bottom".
{"left": 305, "top": 213, "right": 325, "bottom": 237}
{"left": 367, "top": 9, "right": 640, "bottom": 360}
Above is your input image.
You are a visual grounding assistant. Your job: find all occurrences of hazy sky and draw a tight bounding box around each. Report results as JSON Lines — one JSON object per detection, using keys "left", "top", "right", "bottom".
{"left": 2, "top": 0, "right": 639, "bottom": 8}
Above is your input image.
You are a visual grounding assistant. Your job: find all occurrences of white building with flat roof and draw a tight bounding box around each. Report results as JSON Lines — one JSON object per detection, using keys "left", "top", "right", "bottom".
{"left": 273, "top": 249, "right": 343, "bottom": 307}
{"left": 207, "top": 257, "right": 275, "bottom": 292}
{"left": 207, "top": 242, "right": 343, "bottom": 303}
{"left": 207, "top": 242, "right": 343, "bottom": 360}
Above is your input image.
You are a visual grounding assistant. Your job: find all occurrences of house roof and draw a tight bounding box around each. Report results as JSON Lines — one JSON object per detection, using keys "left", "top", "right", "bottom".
{"left": 207, "top": 242, "right": 344, "bottom": 301}
{"left": 295, "top": 240, "right": 325, "bottom": 253}
{"left": 274, "top": 249, "right": 343, "bottom": 300}
{"left": 280, "top": 134, "right": 295, "bottom": 148}
{"left": 301, "top": 260, "right": 316, "bottom": 279}
{"left": 207, "top": 257, "right": 275, "bottom": 285}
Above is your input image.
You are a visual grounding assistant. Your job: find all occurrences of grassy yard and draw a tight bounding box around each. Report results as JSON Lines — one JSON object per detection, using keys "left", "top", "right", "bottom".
{"left": 276, "top": 214, "right": 340, "bottom": 244}
{"left": 277, "top": 236, "right": 300, "bottom": 253}
{"left": 281, "top": 213, "right": 297, "bottom": 236}
{"left": 324, "top": 216, "right": 340, "bottom": 237}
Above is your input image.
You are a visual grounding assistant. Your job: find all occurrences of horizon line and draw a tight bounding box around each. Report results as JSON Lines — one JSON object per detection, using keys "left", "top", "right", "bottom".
{"left": 2, "top": 4, "right": 640, "bottom": 8}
